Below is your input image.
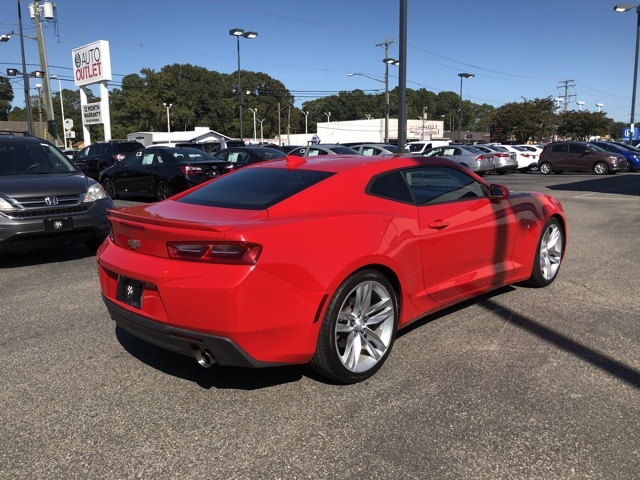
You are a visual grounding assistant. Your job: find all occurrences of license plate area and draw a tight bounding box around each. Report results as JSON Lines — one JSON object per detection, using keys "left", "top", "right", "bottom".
{"left": 116, "top": 275, "right": 143, "bottom": 309}
{"left": 44, "top": 217, "right": 73, "bottom": 232}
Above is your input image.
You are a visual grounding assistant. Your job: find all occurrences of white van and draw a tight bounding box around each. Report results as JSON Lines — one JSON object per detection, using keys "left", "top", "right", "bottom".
{"left": 405, "top": 140, "right": 451, "bottom": 154}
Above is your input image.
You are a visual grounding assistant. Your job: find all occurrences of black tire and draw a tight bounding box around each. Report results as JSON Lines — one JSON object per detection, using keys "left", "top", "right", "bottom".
{"left": 593, "top": 161, "right": 609, "bottom": 175}
{"left": 539, "top": 162, "right": 553, "bottom": 175}
{"left": 310, "top": 269, "right": 398, "bottom": 384}
{"left": 155, "top": 181, "right": 172, "bottom": 201}
{"left": 102, "top": 177, "right": 117, "bottom": 199}
{"left": 526, "top": 218, "right": 564, "bottom": 287}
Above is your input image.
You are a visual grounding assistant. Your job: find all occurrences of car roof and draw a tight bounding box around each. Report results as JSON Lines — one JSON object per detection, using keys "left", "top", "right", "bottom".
{"left": 256, "top": 153, "right": 473, "bottom": 176}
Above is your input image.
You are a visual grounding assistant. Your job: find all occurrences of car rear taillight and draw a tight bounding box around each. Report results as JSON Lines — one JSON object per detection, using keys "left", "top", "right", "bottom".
{"left": 180, "top": 165, "right": 204, "bottom": 176}
{"left": 113, "top": 153, "right": 127, "bottom": 161}
{"left": 476, "top": 155, "right": 486, "bottom": 162}
{"left": 166, "top": 242, "right": 262, "bottom": 264}
{"left": 495, "top": 153, "right": 508, "bottom": 158}
{"left": 521, "top": 153, "right": 531, "bottom": 158}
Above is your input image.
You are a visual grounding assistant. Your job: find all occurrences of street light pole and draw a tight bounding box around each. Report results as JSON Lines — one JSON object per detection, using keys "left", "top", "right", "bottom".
{"left": 302, "top": 110, "right": 309, "bottom": 134}
{"left": 248, "top": 108, "right": 257, "bottom": 142}
{"left": 614, "top": 4, "right": 640, "bottom": 143}
{"left": 229, "top": 28, "right": 258, "bottom": 141}
{"left": 163, "top": 102, "right": 172, "bottom": 138}
{"left": 258, "top": 118, "right": 265, "bottom": 143}
{"left": 457, "top": 73, "right": 474, "bottom": 143}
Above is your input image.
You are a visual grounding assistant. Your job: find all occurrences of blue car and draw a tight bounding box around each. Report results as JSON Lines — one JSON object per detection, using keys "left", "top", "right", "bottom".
{"left": 591, "top": 141, "right": 640, "bottom": 171}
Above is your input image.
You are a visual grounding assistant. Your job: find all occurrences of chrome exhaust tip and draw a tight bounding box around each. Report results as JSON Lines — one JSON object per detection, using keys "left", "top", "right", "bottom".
{"left": 194, "top": 348, "right": 216, "bottom": 368}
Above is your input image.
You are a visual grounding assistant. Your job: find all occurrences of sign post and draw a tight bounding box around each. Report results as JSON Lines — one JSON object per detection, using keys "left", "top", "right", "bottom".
{"left": 72, "top": 40, "right": 112, "bottom": 146}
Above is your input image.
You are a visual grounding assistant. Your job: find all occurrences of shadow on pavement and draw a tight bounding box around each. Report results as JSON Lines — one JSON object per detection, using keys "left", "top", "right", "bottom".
{"left": 546, "top": 173, "right": 640, "bottom": 196}
{"left": 0, "top": 244, "right": 96, "bottom": 268}
{"left": 115, "top": 326, "right": 306, "bottom": 390}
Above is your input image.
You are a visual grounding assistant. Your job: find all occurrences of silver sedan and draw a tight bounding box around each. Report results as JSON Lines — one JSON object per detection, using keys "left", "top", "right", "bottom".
{"left": 422, "top": 145, "right": 495, "bottom": 174}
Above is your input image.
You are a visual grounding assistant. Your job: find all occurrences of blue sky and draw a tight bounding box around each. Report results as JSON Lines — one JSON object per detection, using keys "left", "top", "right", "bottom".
{"left": 0, "top": 0, "right": 636, "bottom": 123}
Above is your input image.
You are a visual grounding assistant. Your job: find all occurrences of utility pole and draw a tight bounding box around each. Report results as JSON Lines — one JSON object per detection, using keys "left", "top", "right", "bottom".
{"left": 557, "top": 79, "right": 576, "bottom": 112}
{"left": 31, "top": 0, "right": 58, "bottom": 144}
{"left": 376, "top": 37, "right": 395, "bottom": 144}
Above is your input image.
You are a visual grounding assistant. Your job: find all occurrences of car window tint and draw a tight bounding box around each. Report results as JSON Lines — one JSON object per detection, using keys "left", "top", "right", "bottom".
{"left": 123, "top": 151, "right": 142, "bottom": 167}
{"left": 569, "top": 144, "right": 586, "bottom": 154}
{"left": 118, "top": 143, "right": 143, "bottom": 154}
{"left": 551, "top": 144, "right": 568, "bottom": 153}
{"left": 404, "top": 166, "right": 487, "bottom": 205}
{"left": 178, "top": 168, "right": 335, "bottom": 210}
{"left": 368, "top": 171, "right": 413, "bottom": 203}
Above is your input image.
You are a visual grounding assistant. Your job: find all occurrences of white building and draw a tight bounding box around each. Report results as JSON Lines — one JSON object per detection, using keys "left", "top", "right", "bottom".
{"left": 285, "top": 118, "right": 446, "bottom": 146}
{"left": 126, "top": 127, "right": 235, "bottom": 147}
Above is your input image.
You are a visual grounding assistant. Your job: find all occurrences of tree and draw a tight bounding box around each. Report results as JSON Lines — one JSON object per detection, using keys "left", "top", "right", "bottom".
{"left": 556, "top": 111, "right": 613, "bottom": 140}
{"left": 0, "top": 77, "right": 14, "bottom": 120}
{"left": 490, "top": 97, "right": 556, "bottom": 143}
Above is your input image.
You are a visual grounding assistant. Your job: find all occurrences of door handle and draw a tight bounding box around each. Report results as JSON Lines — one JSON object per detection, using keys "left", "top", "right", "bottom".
{"left": 428, "top": 220, "right": 449, "bottom": 230}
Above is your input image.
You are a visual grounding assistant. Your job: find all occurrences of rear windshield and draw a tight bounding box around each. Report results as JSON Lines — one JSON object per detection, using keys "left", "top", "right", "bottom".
{"left": 116, "top": 143, "right": 143, "bottom": 153}
{"left": 0, "top": 141, "right": 77, "bottom": 175}
{"left": 178, "top": 167, "right": 334, "bottom": 210}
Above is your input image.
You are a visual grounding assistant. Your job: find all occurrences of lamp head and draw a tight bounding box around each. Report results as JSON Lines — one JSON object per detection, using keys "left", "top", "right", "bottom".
{"left": 243, "top": 31, "right": 258, "bottom": 39}
{"left": 458, "top": 73, "right": 474, "bottom": 79}
{"left": 229, "top": 28, "right": 244, "bottom": 36}
{"left": 614, "top": 4, "right": 635, "bottom": 12}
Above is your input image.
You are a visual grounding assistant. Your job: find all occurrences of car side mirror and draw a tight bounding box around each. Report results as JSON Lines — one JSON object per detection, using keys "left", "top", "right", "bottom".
{"left": 584, "top": 148, "right": 592, "bottom": 154}
{"left": 489, "top": 184, "right": 509, "bottom": 199}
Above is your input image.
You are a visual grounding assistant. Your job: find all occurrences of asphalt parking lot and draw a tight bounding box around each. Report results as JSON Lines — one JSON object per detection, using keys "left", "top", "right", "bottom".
{"left": 1, "top": 171, "right": 638, "bottom": 479}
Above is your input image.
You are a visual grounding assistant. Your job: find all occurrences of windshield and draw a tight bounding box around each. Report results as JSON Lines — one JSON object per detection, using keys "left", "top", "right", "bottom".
{"left": 0, "top": 141, "right": 78, "bottom": 175}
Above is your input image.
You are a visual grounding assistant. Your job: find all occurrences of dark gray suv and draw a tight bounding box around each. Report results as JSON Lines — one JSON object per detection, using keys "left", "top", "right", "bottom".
{"left": 0, "top": 132, "right": 113, "bottom": 253}
{"left": 539, "top": 142, "right": 629, "bottom": 175}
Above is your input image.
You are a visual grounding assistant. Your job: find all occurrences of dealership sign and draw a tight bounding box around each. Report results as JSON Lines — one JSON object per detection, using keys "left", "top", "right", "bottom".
{"left": 72, "top": 40, "right": 112, "bottom": 87}
{"left": 82, "top": 102, "right": 102, "bottom": 125}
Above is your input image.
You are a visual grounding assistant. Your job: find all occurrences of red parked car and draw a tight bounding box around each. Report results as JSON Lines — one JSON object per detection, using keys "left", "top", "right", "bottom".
{"left": 97, "top": 155, "right": 566, "bottom": 383}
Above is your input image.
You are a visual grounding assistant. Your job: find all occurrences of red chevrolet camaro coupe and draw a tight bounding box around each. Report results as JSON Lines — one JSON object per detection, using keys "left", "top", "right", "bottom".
{"left": 97, "top": 155, "right": 566, "bottom": 383}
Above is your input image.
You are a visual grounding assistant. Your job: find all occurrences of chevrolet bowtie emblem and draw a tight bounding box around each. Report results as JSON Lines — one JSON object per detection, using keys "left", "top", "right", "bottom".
{"left": 127, "top": 239, "right": 141, "bottom": 250}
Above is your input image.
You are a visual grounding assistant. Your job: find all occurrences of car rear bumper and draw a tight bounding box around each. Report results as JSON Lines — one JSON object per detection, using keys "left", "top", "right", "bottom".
{"left": 103, "top": 296, "right": 283, "bottom": 368}
{"left": 97, "top": 239, "right": 325, "bottom": 366}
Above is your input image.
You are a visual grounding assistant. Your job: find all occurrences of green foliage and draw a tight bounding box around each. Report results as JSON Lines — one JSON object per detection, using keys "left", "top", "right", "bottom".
{"left": 490, "top": 97, "right": 557, "bottom": 143}
{"left": 0, "top": 77, "right": 15, "bottom": 121}
{"left": 556, "top": 111, "right": 613, "bottom": 140}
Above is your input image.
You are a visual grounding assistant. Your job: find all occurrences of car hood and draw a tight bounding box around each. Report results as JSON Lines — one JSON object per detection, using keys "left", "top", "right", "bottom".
{"left": 0, "top": 173, "right": 91, "bottom": 197}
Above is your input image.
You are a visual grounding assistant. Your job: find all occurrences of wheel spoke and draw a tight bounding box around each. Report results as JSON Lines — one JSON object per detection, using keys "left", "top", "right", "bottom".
{"left": 353, "top": 282, "right": 373, "bottom": 316}
{"left": 363, "top": 328, "right": 386, "bottom": 354}
{"left": 340, "top": 332, "right": 361, "bottom": 371}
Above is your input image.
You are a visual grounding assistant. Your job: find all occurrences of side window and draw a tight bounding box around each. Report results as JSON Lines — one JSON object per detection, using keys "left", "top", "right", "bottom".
{"left": 228, "top": 152, "right": 250, "bottom": 163}
{"left": 308, "top": 148, "right": 328, "bottom": 156}
{"left": 76, "top": 147, "right": 89, "bottom": 159}
{"left": 404, "top": 166, "right": 487, "bottom": 205}
{"left": 551, "top": 144, "right": 568, "bottom": 153}
{"left": 368, "top": 171, "right": 413, "bottom": 203}
{"left": 122, "top": 151, "right": 143, "bottom": 167}
{"left": 362, "top": 147, "right": 376, "bottom": 156}
{"left": 423, "top": 148, "right": 441, "bottom": 157}
{"left": 142, "top": 152, "right": 156, "bottom": 165}
{"left": 569, "top": 144, "right": 586, "bottom": 154}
